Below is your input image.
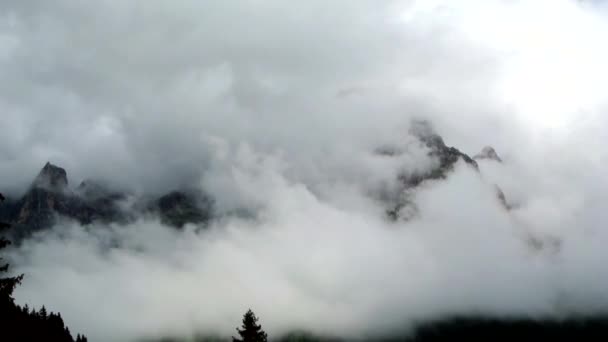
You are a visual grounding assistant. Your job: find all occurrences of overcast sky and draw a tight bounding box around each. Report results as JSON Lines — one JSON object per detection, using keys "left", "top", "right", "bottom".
{"left": 3, "top": 1, "right": 608, "bottom": 341}
{"left": 0, "top": 0, "right": 604, "bottom": 194}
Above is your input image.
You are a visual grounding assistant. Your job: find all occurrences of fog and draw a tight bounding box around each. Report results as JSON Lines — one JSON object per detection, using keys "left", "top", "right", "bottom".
{"left": 2, "top": 0, "right": 608, "bottom": 341}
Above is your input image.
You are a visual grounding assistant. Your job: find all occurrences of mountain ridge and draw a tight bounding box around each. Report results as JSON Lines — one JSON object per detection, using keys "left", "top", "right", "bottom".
{"left": 0, "top": 162, "right": 213, "bottom": 240}
{"left": 0, "top": 127, "right": 504, "bottom": 239}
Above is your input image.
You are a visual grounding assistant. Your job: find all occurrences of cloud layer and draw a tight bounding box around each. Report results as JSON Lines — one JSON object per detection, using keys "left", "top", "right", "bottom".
{"left": 2, "top": 0, "right": 608, "bottom": 341}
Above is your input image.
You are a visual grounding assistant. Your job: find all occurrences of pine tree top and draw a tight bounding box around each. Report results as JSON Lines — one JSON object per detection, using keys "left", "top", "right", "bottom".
{"left": 233, "top": 309, "right": 268, "bottom": 342}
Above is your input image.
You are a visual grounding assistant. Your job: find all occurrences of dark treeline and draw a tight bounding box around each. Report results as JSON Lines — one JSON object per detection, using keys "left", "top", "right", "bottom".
{"left": 276, "top": 317, "right": 608, "bottom": 342}
{"left": 0, "top": 193, "right": 87, "bottom": 342}
{"left": 166, "top": 311, "right": 608, "bottom": 342}
{"left": 405, "top": 316, "right": 608, "bottom": 342}
{"left": 0, "top": 303, "right": 87, "bottom": 342}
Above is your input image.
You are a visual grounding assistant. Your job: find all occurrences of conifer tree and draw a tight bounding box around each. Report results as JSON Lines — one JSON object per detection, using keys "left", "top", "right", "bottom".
{"left": 233, "top": 309, "right": 268, "bottom": 342}
{"left": 40, "top": 305, "right": 48, "bottom": 319}
{"left": 1, "top": 192, "right": 86, "bottom": 341}
{"left": 76, "top": 333, "right": 89, "bottom": 342}
{"left": 0, "top": 193, "right": 23, "bottom": 303}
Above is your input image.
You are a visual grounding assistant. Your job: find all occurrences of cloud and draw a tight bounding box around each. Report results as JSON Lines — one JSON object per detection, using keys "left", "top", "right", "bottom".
{"left": 10, "top": 153, "right": 608, "bottom": 341}
{"left": 2, "top": 0, "right": 608, "bottom": 341}
{"left": 0, "top": 0, "right": 416, "bottom": 194}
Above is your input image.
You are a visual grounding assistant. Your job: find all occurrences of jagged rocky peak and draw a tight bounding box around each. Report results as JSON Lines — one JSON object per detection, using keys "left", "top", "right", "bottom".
{"left": 33, "top": 162, "right": 68, "bottom": 191}
{"left": 474, "top": 146, "right": 502, "bottom": 162}
{"left": 409, "top": 120, "right": 477, "bottom": 167}
{"left": 405, "top": 120, "right": 478, "bottom": 186}
{"left": 382, "top": 120, "right": 481, "bottom": 221}
{"left": 1, "top": 162, "right": 217, "bottom": 241}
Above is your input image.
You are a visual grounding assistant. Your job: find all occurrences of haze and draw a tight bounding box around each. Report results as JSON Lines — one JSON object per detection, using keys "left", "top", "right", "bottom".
{"left": 1, "top": 1, "right": 608, "bottom": 341}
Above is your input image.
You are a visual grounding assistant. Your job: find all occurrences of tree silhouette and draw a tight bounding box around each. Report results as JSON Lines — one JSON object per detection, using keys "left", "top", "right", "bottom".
{"left": 233, "top": 309, "right": 268, "bottom": 342}
{"left": 0, "top": 193, "right": 23, "bottom": 303}
{"left": 76, "top": 333, "right": 89, "bottom": 342}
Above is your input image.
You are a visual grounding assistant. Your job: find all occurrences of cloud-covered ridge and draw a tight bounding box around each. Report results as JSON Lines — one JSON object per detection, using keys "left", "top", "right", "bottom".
{"left": 1, "top": 0, "right": 608, "bottom": 341}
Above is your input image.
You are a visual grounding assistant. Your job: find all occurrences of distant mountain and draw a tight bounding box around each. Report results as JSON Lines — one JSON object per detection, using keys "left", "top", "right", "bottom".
{"left": 474, "top": 146, "right": 502, "bottom": 162}
{"left": 384, "top": 121, "right": 506, "bottom": 220}
{"left": 405, "top": 120, "right": 479, "bottom": 187}
{"left": 0, "top": 123, "right": 507, "bottom": 238}
{"left": 0, "top": 162, "right": 213, "bottom": 240}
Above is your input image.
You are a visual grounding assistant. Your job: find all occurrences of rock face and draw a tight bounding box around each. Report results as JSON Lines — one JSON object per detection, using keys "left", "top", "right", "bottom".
{"left": 385, "top": 121, "right": 505, "bottom": 220}
{"left": 34, "top": 162, "right": 69, "bottom": 190}
{"left": 404, "top": 121, "right": 478, "bottom": 187}
{"left": 14, "top": 162, "right": 86, "bottom": 233}
{"left": 472, "top": 147, "right": 509, "bottom": 208}
{"left": 0, "top": 162, "right": 214, "bottom": 240}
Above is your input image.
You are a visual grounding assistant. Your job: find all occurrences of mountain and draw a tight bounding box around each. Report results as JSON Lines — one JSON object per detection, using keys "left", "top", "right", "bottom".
{"left": 12, "top": 163, "right": 95, "bottom": 234}
{"left": 405, "top": 120, "right": 479, "bottom": 187}
{"left": 474, "top": 146, "right": 502, "bottom": 162}
{"left": 0, "top": 162, "right": 213, "bottom": 240}
{"left": 0, "top": 124, "right": 505, "bottom": 238}
{"left": 147, "top": 190, "right": 213, "bottom": 228}
{"left": 385, "top": 121, "right": 488, "bottom": 220}
{"left": 33, "top": 162, "right": 69, "bottom": 190}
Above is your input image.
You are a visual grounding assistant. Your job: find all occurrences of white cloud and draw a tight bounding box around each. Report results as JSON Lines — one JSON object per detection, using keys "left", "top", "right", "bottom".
{"left": 2, "top": 0, "right": 608, "bottom": 341}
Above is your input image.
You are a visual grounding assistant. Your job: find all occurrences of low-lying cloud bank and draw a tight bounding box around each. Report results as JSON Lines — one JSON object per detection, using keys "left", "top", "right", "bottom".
{"left": 11, "top": 145, "right": 608, "bottom": 341}
{"left": 2, "top": 0, "right": 608, "bottom": 341}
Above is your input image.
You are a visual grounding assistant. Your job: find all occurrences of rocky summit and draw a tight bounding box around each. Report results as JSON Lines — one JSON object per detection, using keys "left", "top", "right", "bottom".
{"left": 0, "top": 162, "right": 213, "bottom": 241}
{"left": 474, "top": 146, "right": 503, "bottom": 162}
{"left": 404, "top": 120, "right": 479, "bottom": 187}
{"left": 383, "top": 121, "right": 507, "bottom": 220}
{"left": 33, "top": 162, "right": 69, "bottom": 190}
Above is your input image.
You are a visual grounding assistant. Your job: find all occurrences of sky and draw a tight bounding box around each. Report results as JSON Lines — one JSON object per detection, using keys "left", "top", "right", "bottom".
{"left": 2, "top": 0, "right": 608, "bottom": 341}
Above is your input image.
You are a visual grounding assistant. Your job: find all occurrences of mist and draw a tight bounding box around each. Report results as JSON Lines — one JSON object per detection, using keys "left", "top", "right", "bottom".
{"left": 2, "top": 0, "right": 608, "bottom": 341}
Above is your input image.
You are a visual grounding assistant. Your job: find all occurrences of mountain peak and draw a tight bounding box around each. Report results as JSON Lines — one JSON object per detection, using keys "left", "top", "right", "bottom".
{"left": 33, "top": 162, "right": 68, "bottom": 190}
{"left": 474, "top": 146, "right": 502, "bottom": 162}
{"left": 408, "top": 120, "right": 478, "bottom": 171}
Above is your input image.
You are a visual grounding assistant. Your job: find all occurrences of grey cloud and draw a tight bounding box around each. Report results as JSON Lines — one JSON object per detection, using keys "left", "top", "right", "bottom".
{"left": 0, "top": 0, "right": 502, "bottom": 193}
{"left": 2, "top": 0, "right": 608, "bottom": 341}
